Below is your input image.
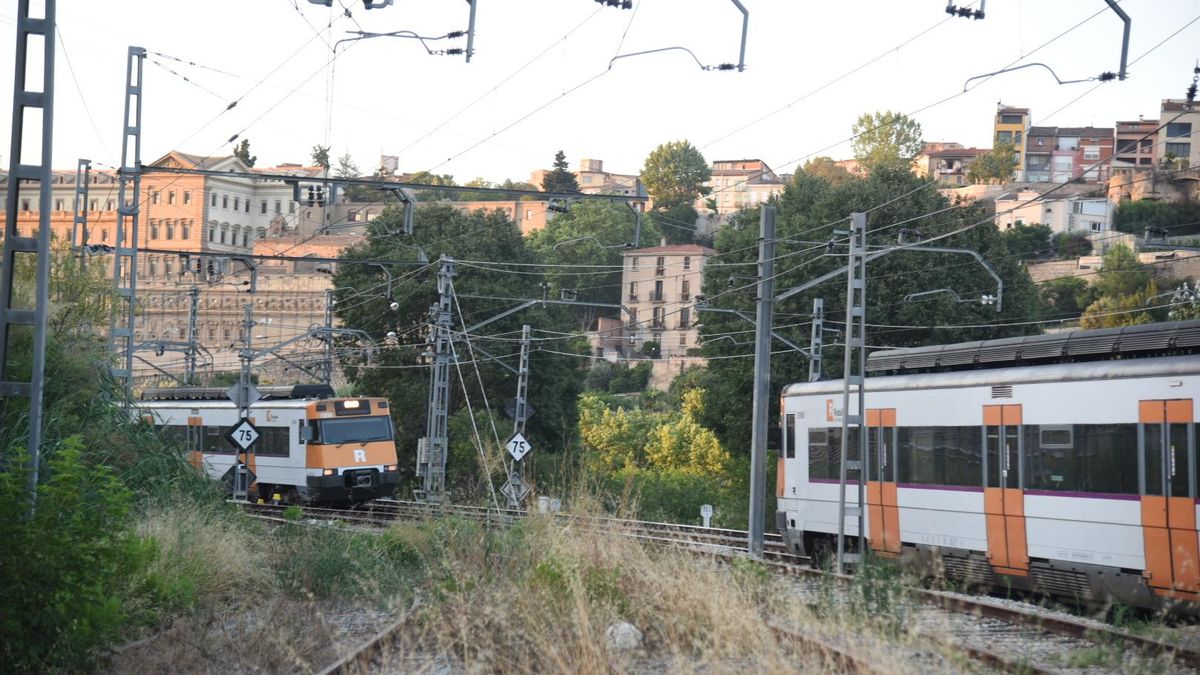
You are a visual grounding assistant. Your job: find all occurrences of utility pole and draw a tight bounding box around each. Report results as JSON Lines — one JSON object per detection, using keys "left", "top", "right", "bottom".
{"left": 322, "top": 288, "right": 334, "bottom": 386}
{"left": 72, "top": 158, "right": 91, "bottom": 267}
{"left": 747, "top": 205, "right": 776, "bottom": 558}
{"left": 0, "top": 0, "right": 56, "bottom": 511}
{"left": 507, "top": 324, "right": 532, "bottom": 508}
{"left": 417, "top": 256, "right": 455, "bottom": 503}
{"left": 184, "top": 287, "right": 200, "bottom": 385}
{"left": 808, "top": 298, "right": 824, "bottom": 382}
{"left": 836, "top": 212, "right": 868, "bottom": 573}
{"left": 109, "top": 46, "right": 146, "bottom": 400}
{"left": 233, "top": 303, "right": 254, "bottom": 500}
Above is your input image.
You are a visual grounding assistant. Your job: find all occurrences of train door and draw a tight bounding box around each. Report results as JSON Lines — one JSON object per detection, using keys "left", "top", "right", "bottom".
{"left": 866, "top": 409, "right": 900, "bottom": 555}
{"left": 186, "top": 414, "right": 204, "bottom": 470}
{"left": 1139, "top": 399, "right": 1197, "bottom": 596}
{"left": 984, "top": 404, "right": 1027, "bottom": 575}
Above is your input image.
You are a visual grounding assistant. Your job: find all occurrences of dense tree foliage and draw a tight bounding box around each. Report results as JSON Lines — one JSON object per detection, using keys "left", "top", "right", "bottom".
{"left": 541, "top": 150, "right": 581, "bottom": 193}
{"left": 1039, "top": 277, "right": 1099, "bottom": 319}
{"left": 310, "top": 144, "right": 330, "bottom": 170}
{"left": 640, "top": 140, "right": 711, "bottom": 210}
{"left": 694, "top": 166, "right": 1041, "bottom": 452}
{"left": 334, "top": 205, "right": 588, "bottom": 488}
{"left": 1000, "top": 223, "right": 1053, "bottom": 260}
{"left": 1052, "top": 231, "right": 1093, "bottom": 258}
{"left": 851, "top": 111, "right": 923, "bottom": 173}
{"left": 527, "top": 201, "right": 661, "bottom": 329}
{"left": 233, "top": 138, "right": 257, "bottom": 167}
{"left": 650, "top": 202, "right": 700, "bottom": 245}
{"left": 966, "top": 142, "right": 1017, "bottom": 184}
{"left": 800, "top": 157, "right": 853, "bottom": 186}
{"left": 1113, "top": 198, "right": 1200, "bottom": 236}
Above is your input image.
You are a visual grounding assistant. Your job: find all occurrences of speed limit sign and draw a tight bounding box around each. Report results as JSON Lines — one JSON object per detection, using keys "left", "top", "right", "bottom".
{"left": 225, "top": 418, "right": 261, "bottom": 452}
{"left": 505, "top": 432, "right": 532, "bottom": 461}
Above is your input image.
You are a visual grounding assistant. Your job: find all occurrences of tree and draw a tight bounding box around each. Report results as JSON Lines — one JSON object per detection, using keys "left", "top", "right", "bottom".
{"left": 1053, "top": 231, "right": 1093, "bottom": 259}
{"left": 334, "top": 153, "right": 360, "bottom": 179}
{"left": 695, "top": 167, "right": 1042, "bottom": 454}
{"left": 1000, "top": 223, "right": 1052, "bottom": 260}
{"left": 1093, "top": 243, "right": 1150, "bottom": 299}
{"left": 233, "top": 138, "right": 257, "bottom": 167}
{"left": 541, "top": 150, "right": 580, "bottom": 193}
{"left": 1113, "top": 198, "right": 1200, "bottom": 237}
{"left": 334, "top": 205, "right": 587, "bottom": 486}
{"left": 850, "top": 110, "right": 923, "bottom": 173}
{"left": 407, "top": 171, "right": 460, "bottom": 201}
{"left": 640, "top": 140, "right": 711, "bottom": 210}
{"left": 800, "top": 156, "right": 853, "bottom": 186}
{"left": 527, "top": 200, "right": 662, "bottom": 329}
{"left": 1079, "top": 244, "right": 1158, "bottom": 329}
{"left": 1039, "top": 277, "right": 1099, "bottom": 319}
{"left": 311, "top": 144, "right": 331, "bottom": 171}
{"left": 650, "top": 202, "right": 699, "bottom": 245}
{"left": 967, "top": 141, "right": 1017, "bottom": 184}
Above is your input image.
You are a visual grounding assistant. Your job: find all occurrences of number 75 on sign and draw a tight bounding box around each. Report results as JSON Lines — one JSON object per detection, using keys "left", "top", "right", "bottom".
{"left": 506, "top": 432, "right": 532, "bottom": 461}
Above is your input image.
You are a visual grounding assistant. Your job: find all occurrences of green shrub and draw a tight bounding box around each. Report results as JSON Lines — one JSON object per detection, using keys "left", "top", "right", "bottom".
{"left": 273, "top": 525, "right": 422, "bottom": 600}
{"left": 0, "top": 438, "right": 142, "bottom": 672}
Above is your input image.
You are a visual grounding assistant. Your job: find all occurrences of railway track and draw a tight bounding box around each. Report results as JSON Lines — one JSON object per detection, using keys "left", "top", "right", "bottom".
{"left": 238, "top": 499, "right": 1200, "bottom": 673}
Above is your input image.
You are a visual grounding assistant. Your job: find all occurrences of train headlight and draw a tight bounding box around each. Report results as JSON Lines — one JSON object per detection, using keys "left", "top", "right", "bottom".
{"left": 322, "top": 468, "right": 336, "bottom": 476}
{"left": 385, "top": 464, "right": 398, "bottom": 472}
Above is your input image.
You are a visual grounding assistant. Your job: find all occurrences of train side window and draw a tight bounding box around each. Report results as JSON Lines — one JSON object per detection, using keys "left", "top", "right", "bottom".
{"left": 808, "top": 429, "right": 831, "bottom": 479}
{"left": 204, "top": 425, "right": 230, "bottom": 454}
{"left": 1039, "top": 425, "right": 1073, "bottom": 448}
{"left": 785, "top": 415, "right": 796, "bottom": 459}
{"left": 897, "top": 426, "right": 981, "bottom": 486}
{"left": 1025, "top": 424, "right": 1137, "bottom": 494}
{"left": 257, "top": 427, "right": 289, "bottom": 457}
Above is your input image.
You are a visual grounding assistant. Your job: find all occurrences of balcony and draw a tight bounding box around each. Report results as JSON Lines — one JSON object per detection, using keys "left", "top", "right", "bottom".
{"left": 651, "top": 320, "right": 665, "bottom": 330}
{"left": 655, "top": 266, "right": 665, "bottom": 276}
{"left": 678, "top": 319, "right": 690, "bottom": 329}
{"left": 680, "top": 292, "right": 690, "bottom": 302}
{"left": 649, "top": 292, "right": 665, "bottom": 302}
{"left": 627, "top": 294, "right": 639, "bottom": 302}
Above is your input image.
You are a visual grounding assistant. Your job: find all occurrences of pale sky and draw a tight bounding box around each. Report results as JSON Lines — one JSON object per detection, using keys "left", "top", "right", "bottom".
{"left": 2, "top": 1, "right": 1198, "bottom": 184}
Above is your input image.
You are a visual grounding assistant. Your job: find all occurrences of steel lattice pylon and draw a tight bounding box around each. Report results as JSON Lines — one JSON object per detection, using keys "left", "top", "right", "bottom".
{"left": 835, "top": 212, "right": 868, "bottom": 572}
{"left": 0, "top": 0, "right": 56, "bottom": 509}
{"left": 109, "top": 47, "right": 145, "bottom": 394}
{"left": 416, "top": 257, "right": 455, "bottom": 503}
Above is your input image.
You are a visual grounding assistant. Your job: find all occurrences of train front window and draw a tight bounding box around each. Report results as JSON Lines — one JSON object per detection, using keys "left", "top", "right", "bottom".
{"left": 314, "top": 416, "right": 393, "bottom": 445}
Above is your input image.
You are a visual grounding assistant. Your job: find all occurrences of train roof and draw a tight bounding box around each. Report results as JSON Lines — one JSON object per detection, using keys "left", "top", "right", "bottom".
{"left": 865, "top": 320, "right": 1200, "bottom": 375}
{"left": 140, "top": 384, "right": 336, "bottom": 401}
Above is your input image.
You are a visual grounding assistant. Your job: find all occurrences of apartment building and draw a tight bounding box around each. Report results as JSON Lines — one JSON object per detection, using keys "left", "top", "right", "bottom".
{"left": 1023, "top": 126, "right": 1114, "bottom": 184}
{"left": 702, "top": 159, "right": 785, "bottom": 216}
{"left": 922, "top": 147, "right": 988, "bottom": 186}
{"left": 994, "top": 185, "right": 1111, "bottom": 235}
{"left": 1112, "top": 119, "right": 1159, "bottom": 177}
{"left": 620, "top": 243, "right": 710, "bottom": 356}
{"left": 993, "top": 105, "right": 1030, "bottom": 179}
{"left": 1160, "top": 99, "right": 1200, "bottom": 170}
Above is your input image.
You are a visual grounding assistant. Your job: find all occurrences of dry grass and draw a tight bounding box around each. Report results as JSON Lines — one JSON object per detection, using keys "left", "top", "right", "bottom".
{"left": 111, "top": 501, "right": 982, "bottom": 674}
{"left": 131, "top": 503, "right": 274, "bottom": 611}
{"left": 375, "top": 510, "right": 969, "bottom": 674}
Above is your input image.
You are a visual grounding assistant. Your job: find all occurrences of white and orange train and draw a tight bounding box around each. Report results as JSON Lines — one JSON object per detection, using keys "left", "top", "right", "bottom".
{"left": 776, "top": 320, "right": 1200, "bottom": 611}
{"left": 138, "top": 385, "right": 400, "bottom": 503}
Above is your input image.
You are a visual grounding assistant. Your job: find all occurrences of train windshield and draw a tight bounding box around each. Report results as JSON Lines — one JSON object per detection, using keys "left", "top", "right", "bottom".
{"left": 315, "top": 416, "right": 393, "bottom": 444}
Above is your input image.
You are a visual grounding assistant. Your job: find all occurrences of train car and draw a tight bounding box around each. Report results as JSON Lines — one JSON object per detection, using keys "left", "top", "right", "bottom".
{"left": 138, "top": 384, "right": 400, "bottom": 503}
{"left": 776, "top": 320, "right": 1200, "bottom": 611}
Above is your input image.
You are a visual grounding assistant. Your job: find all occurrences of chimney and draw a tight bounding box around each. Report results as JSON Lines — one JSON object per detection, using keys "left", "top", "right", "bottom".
{"left": 660, "top": 236, "right": 667, "bottom": 247}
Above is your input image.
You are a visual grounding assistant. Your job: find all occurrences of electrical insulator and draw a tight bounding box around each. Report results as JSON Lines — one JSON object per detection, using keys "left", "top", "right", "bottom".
{"left": 307, "top": 186, "right": 316, "bottom": 207}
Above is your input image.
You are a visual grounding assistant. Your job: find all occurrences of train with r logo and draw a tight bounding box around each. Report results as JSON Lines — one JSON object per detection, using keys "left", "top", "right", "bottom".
{"left": 775, "top": 320, "right": 1200, "bottom": 612}
{"left": 137, "top": 384, "right": 400, "bottom": 504}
